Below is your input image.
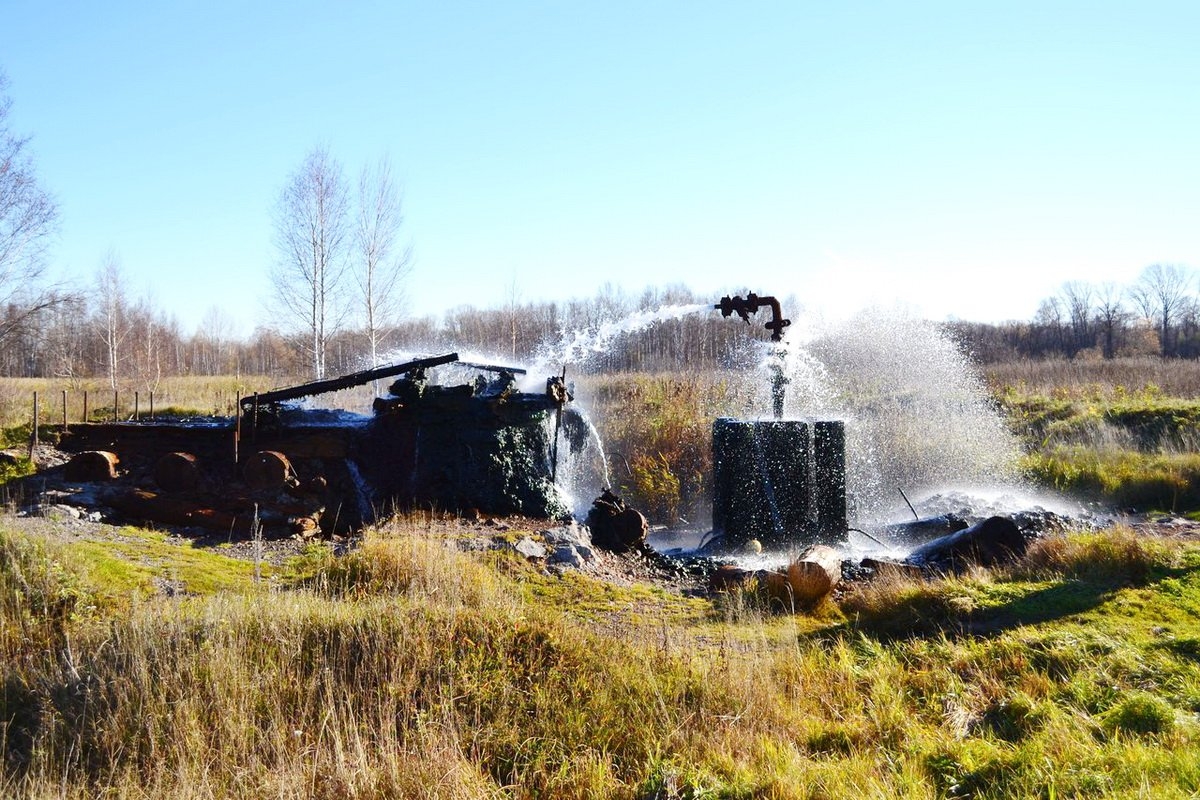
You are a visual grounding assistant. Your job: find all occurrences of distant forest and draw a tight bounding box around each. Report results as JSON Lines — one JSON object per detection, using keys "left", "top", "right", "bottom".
{"left": 1, "top": 263, "right": 1197, "bottom": 384}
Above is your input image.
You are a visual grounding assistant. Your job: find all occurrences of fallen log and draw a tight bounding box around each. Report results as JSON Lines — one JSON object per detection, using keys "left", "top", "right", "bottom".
{"left": 861, "top": 557, "right": 925, "bottom": 581}
{"left": 154, "top": 452, "right": 200, "bottom": 493}
{"left": 102, "top": 488, "right": 251, "bottom": 534}
{"left": 906, "top": 515, "right": 1025, "bottom": 569}
{"left": 785, "top": 544, "right": 843, "bottom": 605}
{"left": 65, "top": 450, "right": 119, "bottom": 482}
{"left": 882, "top": 513, "right": 969, "bottom": 545}
{"left": 242, "top": 450, "right": 293, "bottom": 491}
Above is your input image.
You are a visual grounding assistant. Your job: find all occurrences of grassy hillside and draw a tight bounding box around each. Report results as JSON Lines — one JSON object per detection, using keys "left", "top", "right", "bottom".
{"left": 2, "top": 517, "right": 1198, "bottom": 798}
{"left": 986, "top": 362, "right": 1200, "bottom": 514}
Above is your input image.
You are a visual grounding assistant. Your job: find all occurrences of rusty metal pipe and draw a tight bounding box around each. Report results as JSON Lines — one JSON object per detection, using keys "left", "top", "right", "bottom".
{"left": 714, "top": 292, "right": 791, "bottom": 341}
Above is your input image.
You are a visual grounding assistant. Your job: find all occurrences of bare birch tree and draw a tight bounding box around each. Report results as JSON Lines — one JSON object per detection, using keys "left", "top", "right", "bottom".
{"left": 354, "top": 157, "right": 411, "bottom": 369}
{"left": 94, "top": 252, "right": 130, "bottom": 390}
{"left": 271, "top": 147, "right": 350, "bottom": 379}
{"left": 0, "top": 70, "right": 64, "bottom": 346}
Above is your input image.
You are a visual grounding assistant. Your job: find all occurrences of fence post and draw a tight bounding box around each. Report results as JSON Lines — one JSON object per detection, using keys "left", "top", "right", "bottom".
{"left": 113, "top": 390, "right": 118, "bottom": 423}
{"left": 29, "top": 392, "right": 38, "bottom": 458}
{"left": 134, "top": 391, "right": 140, "bottom": 422}
{"left": 83, "top": 390, "right": 88, "bottom": 424}
{"left": 234, "top": 392, "right": 241, "bottom": 465}
{"left": 62, "top": 389, "right": 68, "bottom": 432}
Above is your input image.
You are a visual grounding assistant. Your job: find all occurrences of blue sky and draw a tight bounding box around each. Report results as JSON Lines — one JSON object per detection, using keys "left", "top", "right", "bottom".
{"left": 4, "top": 1, "right": 1198, "bottom": 336}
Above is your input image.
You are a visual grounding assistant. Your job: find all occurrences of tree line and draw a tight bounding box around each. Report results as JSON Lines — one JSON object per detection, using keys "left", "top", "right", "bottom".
{"left": 0, "top": 278, "right": 768, "bottom": 384}
{"left": 2, "top": 70, "right": 1197, "bottom": 385}
{"left": 948, "top": 263, "right": 1200, "bottom": 363}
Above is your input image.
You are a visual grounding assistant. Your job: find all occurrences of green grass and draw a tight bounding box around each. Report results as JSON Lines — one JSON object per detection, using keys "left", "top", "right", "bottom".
{"left": 2, "top": 518, "right": 1199, "bottom": 798}
{"left": 993, "top": 381, "right": 1200, "bottom": 512}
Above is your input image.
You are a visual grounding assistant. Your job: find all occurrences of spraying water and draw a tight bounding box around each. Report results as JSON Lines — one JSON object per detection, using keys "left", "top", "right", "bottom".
{"left": 530, "top": 303, "right": 711, "bottom": 375}
{"left": 743, "top": 306, "right": 1026, "bottom": 526}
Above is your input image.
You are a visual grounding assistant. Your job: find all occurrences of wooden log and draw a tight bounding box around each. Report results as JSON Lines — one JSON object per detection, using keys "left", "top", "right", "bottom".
{"left": 906, "top": 516, "right": 1025, "bottom": 569}
{"left": 785, "top": 544, "right": 843, "bottom": 605}
{"left": 242, "top": 450, "right": 293, "bottom": 491}
{"left": 103, "top": 488, "right": 251, "bottom": 535}
{"left": 65, "top": 450, "right": 119, "bottom": 482}
{"left": 709, "top": 563, "right": 754, "bottom": 592}
{"left": 861, "top": 557, "right": 925, "bottom": 581}
{"left": 154, "top": 452, "right": 200, "bottom": 493}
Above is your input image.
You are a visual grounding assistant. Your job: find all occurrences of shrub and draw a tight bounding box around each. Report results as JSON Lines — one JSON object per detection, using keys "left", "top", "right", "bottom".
{"left": 1101, "top": 691, "right": 1176, "bottom": 737}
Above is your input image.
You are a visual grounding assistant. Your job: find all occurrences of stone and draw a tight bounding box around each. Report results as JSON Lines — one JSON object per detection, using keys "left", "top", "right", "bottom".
{"left": 512, "top": 536, "right": 547, "bottom": 560}
{"left": 548, "top": 544, "right": 585, "bottom": 568}
{"left": 586, "top": 489, "right": 648, "bottom": 554}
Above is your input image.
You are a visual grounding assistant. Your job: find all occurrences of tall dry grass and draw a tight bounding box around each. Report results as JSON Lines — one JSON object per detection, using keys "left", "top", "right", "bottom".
{"left": 0, "top": 375, "right": 299, "bottom": 430}
{"left": 579, "top": 371, "right": 755, "bottom": 523}
{"left": 4, "top": 520, "right": 1200, "bottom": 798}
{"left": 983, "top": 356, "right": 1200, "bottom": 400}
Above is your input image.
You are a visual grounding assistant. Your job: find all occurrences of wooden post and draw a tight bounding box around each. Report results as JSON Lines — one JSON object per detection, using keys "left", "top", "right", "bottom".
{"left": 83, "top": 390, "right": 89, "bottom": 424}
{"left": 29, "top": 392, "right": 39, "bottom": 458}
{"left": 149, "top": 391, "right": 154, "bottom": 420}
{"left": 134, "top": 391, "right": 140, "bottom": 422}
{"left": 62, "top": 389, "right": 68, "bottom": 432}
{"left": 234, "top": 392, "right": 241, "bottom": 465}
{"left": 113, "top": 390, "right": 119, "bottom": 422}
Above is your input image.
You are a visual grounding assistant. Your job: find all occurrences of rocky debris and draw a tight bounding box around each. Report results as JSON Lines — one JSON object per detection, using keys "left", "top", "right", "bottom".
{"left": 540, "top": 522, "right": 598, "bottom": 568}
{"left": 511, "top": 536, "right": 548, "bottom": 560}
{"left": 585, "top": 489, "right": 648, "bottom": 554}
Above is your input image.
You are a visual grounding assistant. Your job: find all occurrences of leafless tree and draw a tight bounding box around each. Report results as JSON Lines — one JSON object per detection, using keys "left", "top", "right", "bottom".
{"left": 505, "top": 274, "right": 521, "bottom": 360}
{"left": 1092, "top": 282, "right": 1129, "bottom": 359}
{"left": 1058, "top": 281, "right": 1095, "bottom": 356}
{"left": 1033, "top": 296, "right": 1066, "bottom": 354}
{"left": 1129, "top": 263, "right": 1193, "bottom": 357}
{"left": 354, "top": 157, "right": 411, "bottom": 370}
{"left": 94, "top": 252, "right": 130, "bottom": 390}
{"left": 271, "top": 146, "right": 350, "bottom": 379}
{"left": 0, "top": 70, "right": 64, "bottom": 346}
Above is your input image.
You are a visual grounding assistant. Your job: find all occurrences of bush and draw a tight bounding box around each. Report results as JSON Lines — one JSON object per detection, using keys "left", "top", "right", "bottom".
{"left": 1101, "top": 691, "right": 1176, "bottom": 737}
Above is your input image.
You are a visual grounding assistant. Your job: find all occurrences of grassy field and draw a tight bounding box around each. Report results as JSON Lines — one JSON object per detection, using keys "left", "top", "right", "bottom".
{"left": 1, "top": 517, "right": 1198, "bottom": 798}
{"left": 983, "top": 359, "right": 1200, "bottom": 514}
{"left": 7, "top": 358, "right": 1200, "bottom": 518}
{"left": 3, "top": 358, "right": 1200, "bottom": 796}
